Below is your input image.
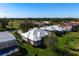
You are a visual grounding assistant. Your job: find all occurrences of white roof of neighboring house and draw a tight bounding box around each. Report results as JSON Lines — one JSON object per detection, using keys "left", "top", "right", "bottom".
{"left": 40, "top": 25, "right": 64, "bottom": 31}
{"left": 40, "top": 25, "right": 72, "bottom": 31}
{"left": 52, "top": 25, "right": 64, "bottom": 31}
{"left": 20, "top": 28, "right": 49, "bottom": 41}
{"left": 40, "top": 26, "right": 55, "bottom": 31}
{"left": 20, "top": 25, "right": 72, "bottom": 42}
{"left": 0, "top": 31, "right": 16, "bottom": 43}
{"left": 43, "top": 21, "right": 50, "bottom": 24}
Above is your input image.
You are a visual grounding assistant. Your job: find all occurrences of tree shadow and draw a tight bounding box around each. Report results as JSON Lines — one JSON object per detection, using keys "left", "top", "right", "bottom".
{"left": 6, "top": 28, "right": 18, "bottom": 31}
{"left": 14, "top": 45, "right": 29, "bottom": 56}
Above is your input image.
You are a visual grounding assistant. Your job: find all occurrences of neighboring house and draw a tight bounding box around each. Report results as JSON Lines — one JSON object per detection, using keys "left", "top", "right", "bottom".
{"left": 0, "top": 31, "right": 18, "bottom": 56}
{"left": 40, "top": 25, "right": 64, "bottom": 32}
{"left": 62, "top": 21, "right": 79, "bottom": 31}
{"left": 52, "top": 25, "right": 64, "bottom": 31}
{"left": 62, "top": 23, "right": 72, "bottom": 31}
{"left": 40, "top": 24, "right": 72, "bottom": 32}
{"left": 31, "top": 21, "right": 50, "bottom": 26}
{"left": 18, "top": 28, "right": 49, "bottom": 46}
{"left": 40, "top": 25, "right": 55, "bottom": 31}
{"left": 71, "top": 21, "right": 79, "bottom": 26}
{"left": 18, "top": 24, "right": 73, "bottom": 46}
{"left": 42, "top": 21, "right": 50, "bottom": 25}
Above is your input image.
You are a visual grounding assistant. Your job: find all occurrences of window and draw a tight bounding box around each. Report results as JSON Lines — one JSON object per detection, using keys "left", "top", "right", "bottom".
{"left": 34, "top": 41, "right": 40, "bottom": 46}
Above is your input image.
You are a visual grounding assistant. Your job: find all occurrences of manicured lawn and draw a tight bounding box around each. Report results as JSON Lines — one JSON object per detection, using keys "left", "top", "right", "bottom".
{"left": 13, "top": 31, "right": 57, "bottom": 56}
{"left": 57, "top": 32, "right": 79, "bottom": 55}
{"left": 57, "top": 32, "right": 79, "bottom": 48}
{"left": 63, "top": 32, "right": 79, "bottom": 48}
{"left": 20, "top": 43, "right": 57, "bottom": 56}
{"left": 12, "top": 31, "right": 79, "bottom": 56}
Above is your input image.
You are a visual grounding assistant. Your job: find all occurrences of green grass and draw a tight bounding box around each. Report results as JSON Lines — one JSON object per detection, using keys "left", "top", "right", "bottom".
{"left": 20, "top": 42, "right": 57, "bottom": 56}
{"left": 64, "top": 32, "right": 79, "bottom": 48}
{"left": 7, "top": 20, "right": 25, "bottom": 29}
{"left": 56, "top": 32, "right": 79, "bottom": 55}
{"left": 13, "top": 31, "right": 57, "bottom": 56}
{"left": 12, "top": 30, "right": 79, "bottom": 56}
{"left": 58, "top": 32, "right": 79, "bottom": 48}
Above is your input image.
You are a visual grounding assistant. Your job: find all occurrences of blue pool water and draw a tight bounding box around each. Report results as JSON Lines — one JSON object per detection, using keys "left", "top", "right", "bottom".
{"left": 0, "top": 46, "right": 17, "bottom": 56}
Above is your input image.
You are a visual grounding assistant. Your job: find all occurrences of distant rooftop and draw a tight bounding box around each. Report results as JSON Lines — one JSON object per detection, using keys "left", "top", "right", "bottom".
{"left": 0, "top": 31, "right": 16, "bottom": 43}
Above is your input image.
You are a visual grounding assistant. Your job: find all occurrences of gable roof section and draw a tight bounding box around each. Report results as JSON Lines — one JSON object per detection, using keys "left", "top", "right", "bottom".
{"left": 21, "top": 28, "right": 49, "bottom": 41}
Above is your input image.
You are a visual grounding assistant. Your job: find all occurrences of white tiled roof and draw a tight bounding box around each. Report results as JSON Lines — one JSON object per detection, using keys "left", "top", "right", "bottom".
{"left": 20, "top": 28, "right": 49, "bottom": 41}
{"left": 0, "top": 31, "right": 16, "bottom": 43}
{"left": 40, "top": 25, "right": 64, "bottom": 31}
{"left": 52, "top": 25, "right": 63, "bottom": 31}
{"left": 40, "top": 26, "right": 55, "bottom": 31}
{"left": 20, "top": 25, "right": 72, "bottom": 42}
{"left": 40, "top": 25, "right": 72, "bottom": 31}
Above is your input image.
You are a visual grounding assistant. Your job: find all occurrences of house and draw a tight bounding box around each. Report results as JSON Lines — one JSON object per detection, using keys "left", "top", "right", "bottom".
{"left": 42, "top": 21, "right": 50, "bottom": 25}
{"left": 70, "top": 21, "right": 79, "bottom": 26}
{"left": 63, "top": 23, "right": 72, "bottom": 31}
{"left": 0, "top": 31, "right": 18, "bottom": 56}
{"left": 18, "top": 23, "right": 73, "bottom": 46}
{"left": 40, "top": 25, "right": 54, "bottom": 31}
{"left": 31, "top": 21, "right": 50, "bottom": 26}
{"left": 18, "top": 28, "right": 49, "bottom": 46}
{"left": 40, "top": 25, "right": 64, "bottom": 32}
{"left": 40, "top": 24, "right": 72, "bottom": 36}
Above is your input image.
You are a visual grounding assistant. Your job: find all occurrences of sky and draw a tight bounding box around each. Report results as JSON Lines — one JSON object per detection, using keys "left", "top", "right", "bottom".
{"left": 0, "top": 3, "right": 79, "bottom": 18}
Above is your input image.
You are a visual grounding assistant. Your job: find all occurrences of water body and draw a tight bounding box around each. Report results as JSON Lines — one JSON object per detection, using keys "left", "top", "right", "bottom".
{"left": 0, "top": 46, "right": 18, "bottom": 56}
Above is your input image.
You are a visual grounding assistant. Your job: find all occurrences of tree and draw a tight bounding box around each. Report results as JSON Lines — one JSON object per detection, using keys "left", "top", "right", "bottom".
{"left": 8, "top": 20, "right": 14, "bottom": 28}
{"left": 19, "top": 21, "right": 33, "bottom": 32}
{"left": 0, "top": 18, "right": 9, "bottom": 29}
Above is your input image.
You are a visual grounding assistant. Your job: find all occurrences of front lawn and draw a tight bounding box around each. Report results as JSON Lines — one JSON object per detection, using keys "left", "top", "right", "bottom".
{"left": 12, "top": 31, "right": 79, "bottom": 56}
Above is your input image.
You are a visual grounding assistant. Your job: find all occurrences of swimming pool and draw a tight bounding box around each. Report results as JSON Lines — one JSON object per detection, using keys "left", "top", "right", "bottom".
{"left": 0, "top": 46, "right": 18, "bottom": 56}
